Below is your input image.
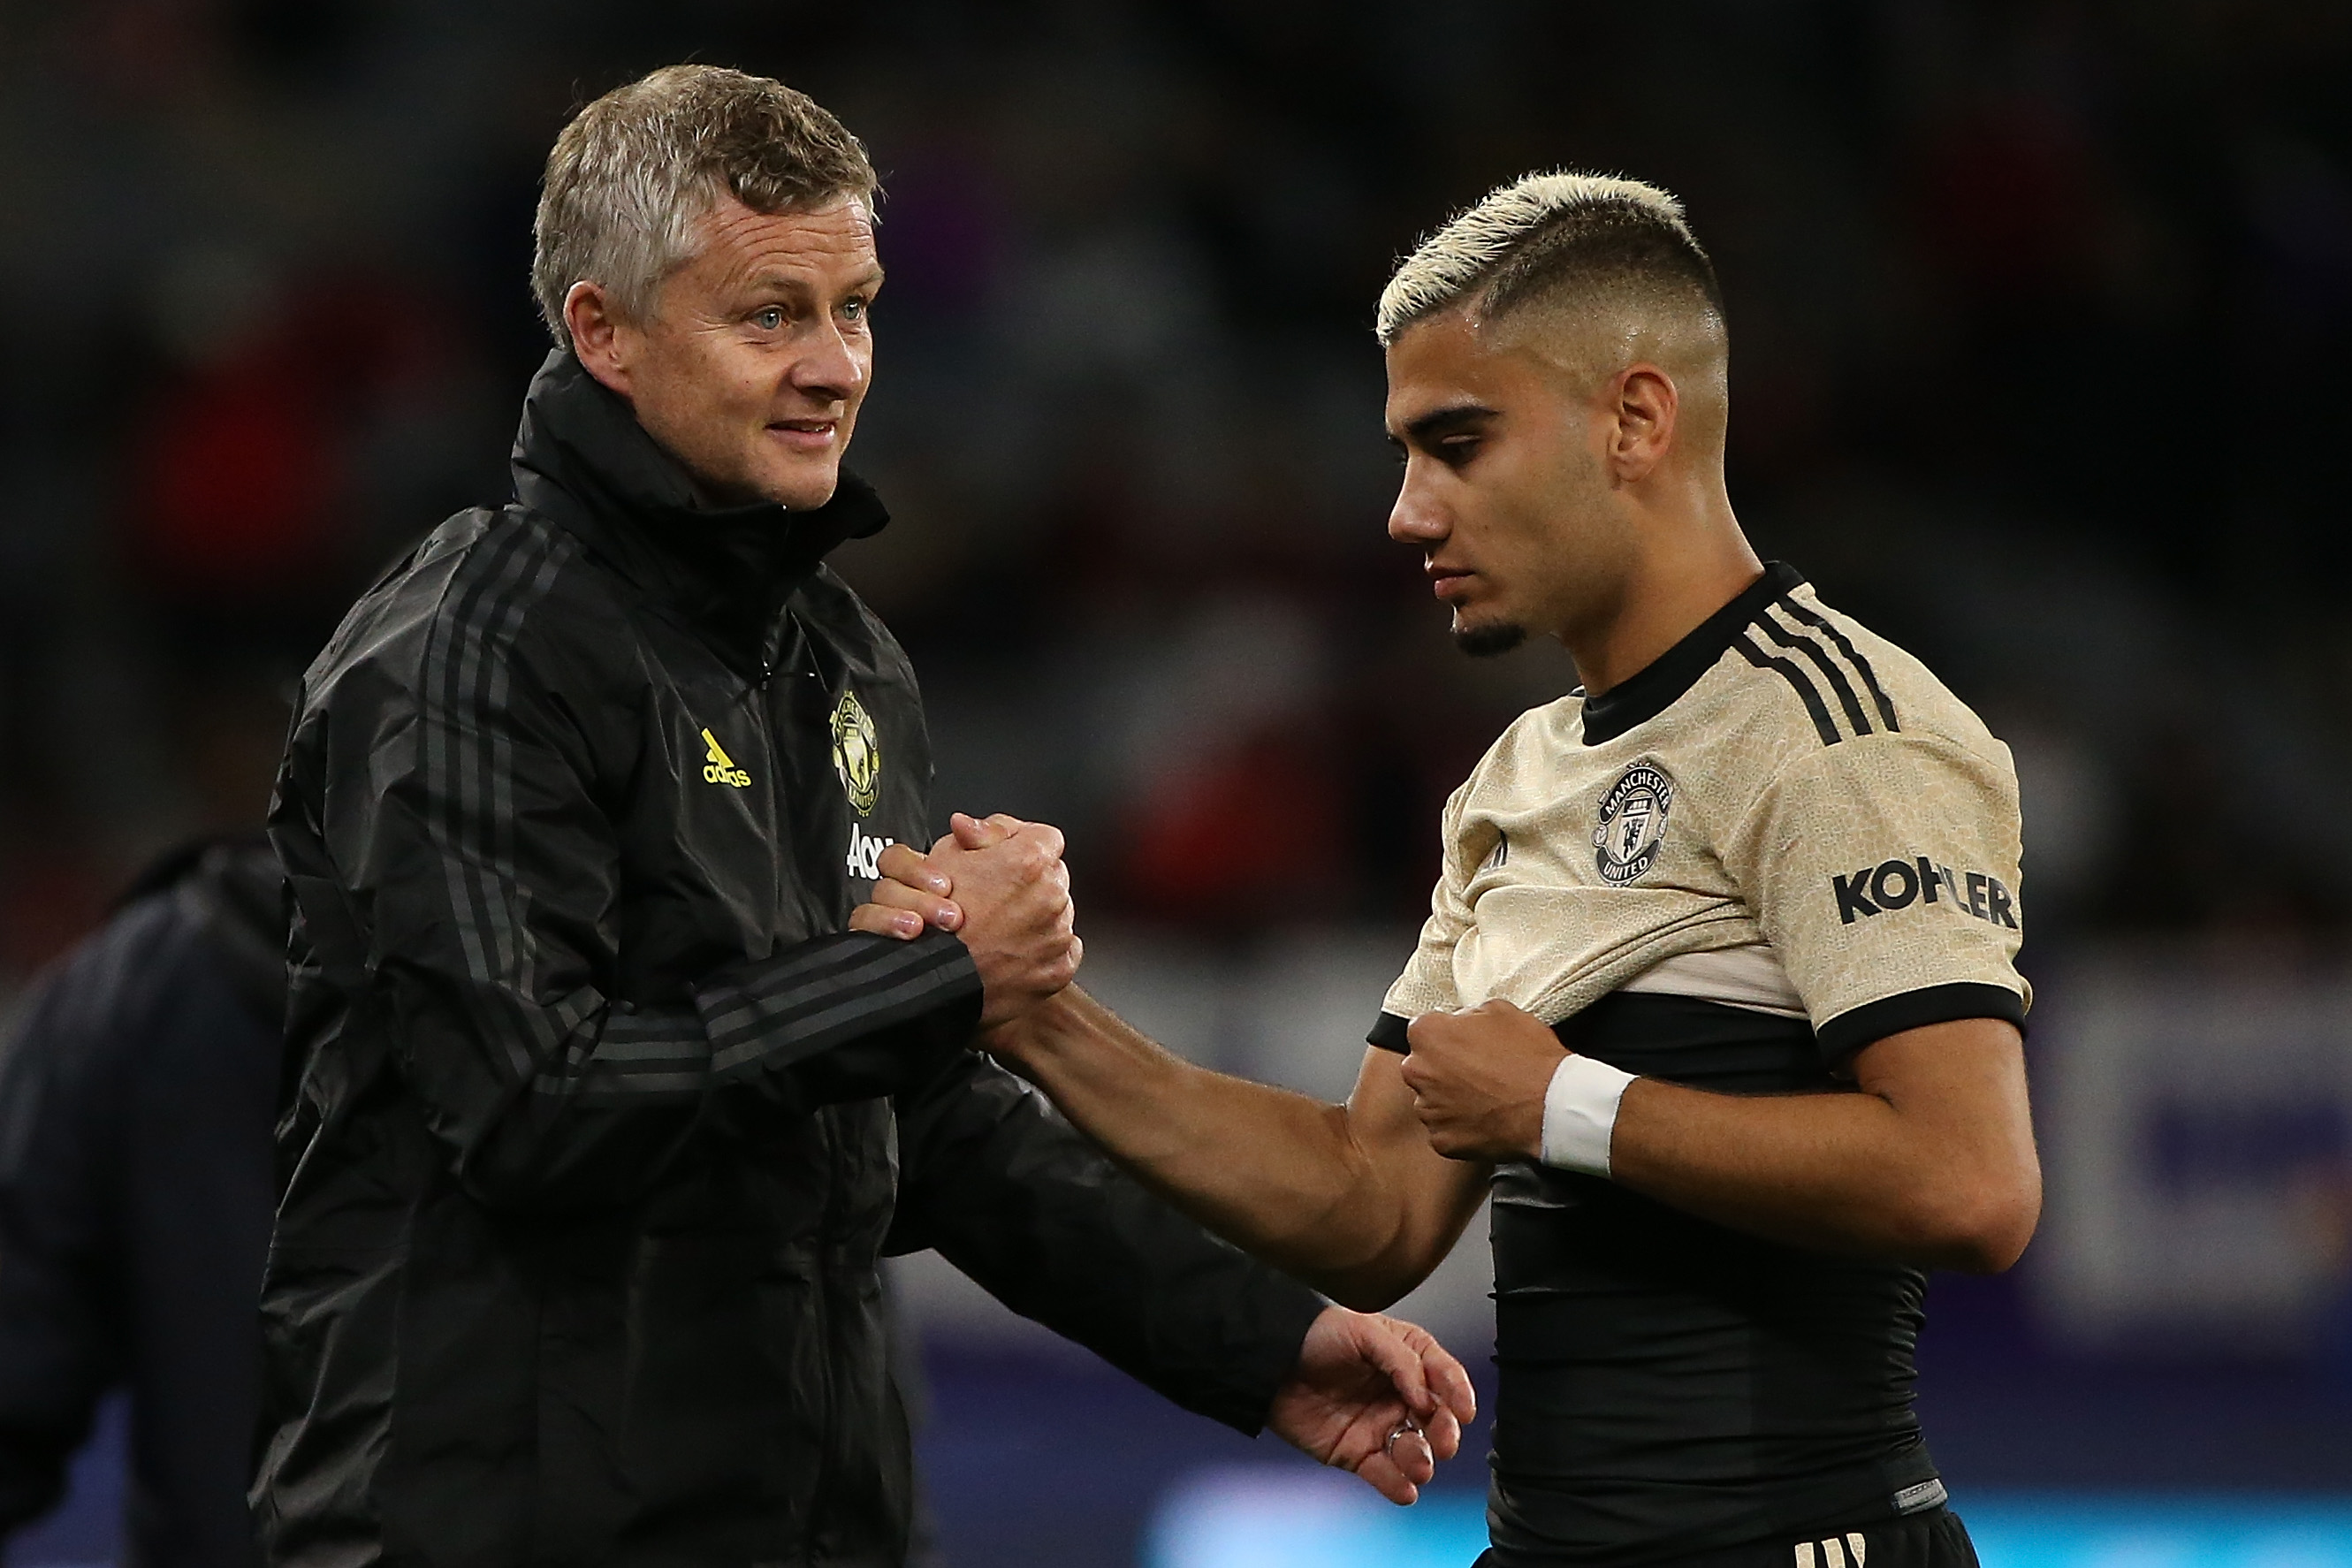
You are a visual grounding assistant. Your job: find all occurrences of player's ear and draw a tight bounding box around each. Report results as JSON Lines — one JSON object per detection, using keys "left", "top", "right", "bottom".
{"left": 1606, "top": 365, "right": 1678, "bottom": 483}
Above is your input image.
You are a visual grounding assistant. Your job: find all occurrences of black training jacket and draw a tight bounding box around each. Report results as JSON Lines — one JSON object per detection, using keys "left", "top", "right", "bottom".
{"left": 257, "top": 352, "right": 1326, "bottom": 1568}
{"left": 0, "top": 837, "right": 285, "bottom": 1568}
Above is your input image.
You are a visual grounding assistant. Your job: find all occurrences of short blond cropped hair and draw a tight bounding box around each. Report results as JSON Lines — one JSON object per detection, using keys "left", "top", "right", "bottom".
{"left": 1374, "top": 171, "right": 1722, "bottom": 348}
{"left": 532, "top": 65, "right": 879, "bottom": 349}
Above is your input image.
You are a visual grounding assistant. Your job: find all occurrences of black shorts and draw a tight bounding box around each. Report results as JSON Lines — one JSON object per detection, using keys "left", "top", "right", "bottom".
{"left": 1473, "top": 1505, "right": 1980, "bottom": 1568}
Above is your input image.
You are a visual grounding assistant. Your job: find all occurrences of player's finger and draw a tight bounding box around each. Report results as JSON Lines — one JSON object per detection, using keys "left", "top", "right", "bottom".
{"left": 950, "top": 812, "right": 1015, "bottom": 849}
{"left": 875, "top": 842, "right": 949, "bottom": 894}
{"left": 848, "top": 903, "right": 923, "bottom": 940}
{"left": 1396, "top": 1050, "right": 1431, "bottom": 1093}
{"left": 1403, "top": 1011, "right": 1448, "bottom": 1054}
{"left": 1014, "top": 818, "right": 1066, "bottom": 859}
{"left": 865, "top": 880, "right": 963, "bottom": 932}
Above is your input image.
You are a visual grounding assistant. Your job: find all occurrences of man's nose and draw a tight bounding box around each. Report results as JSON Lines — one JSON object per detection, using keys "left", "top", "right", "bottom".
{"left": 1388, "top": 465, "right": 1450, "bottom": 546}
{"left": 791, "top": 322, "right": 864, "bottom": 404}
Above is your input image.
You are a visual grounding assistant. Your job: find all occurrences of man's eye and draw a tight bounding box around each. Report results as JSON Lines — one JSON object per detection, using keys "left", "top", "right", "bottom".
{"left": 1437, "top": 438, "right": 1479, "bottom": 468}
{"left": 841, "top": 298, "right": 866, "bottom": 322}
{"left": 753, "top": 308, "right": 785, "bottom": 331}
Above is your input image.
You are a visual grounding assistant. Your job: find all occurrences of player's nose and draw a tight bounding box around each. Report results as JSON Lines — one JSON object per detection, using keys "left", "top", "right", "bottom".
{"left": 1388, "top": 470, "right": 1451, "bottom": 545}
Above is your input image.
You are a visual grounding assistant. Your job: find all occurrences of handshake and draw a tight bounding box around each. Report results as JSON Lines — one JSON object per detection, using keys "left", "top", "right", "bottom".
{"left": 847, "top": 811, "right": 1085, "bottom": 1031}
{"left": 846, "top": 811, "right": 1480, "bottom": 1505}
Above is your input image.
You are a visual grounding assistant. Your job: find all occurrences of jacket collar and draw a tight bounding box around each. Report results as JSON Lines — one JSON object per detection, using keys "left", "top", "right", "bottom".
{"left": 507, "top": 349, "right": 888, "bottom": 678}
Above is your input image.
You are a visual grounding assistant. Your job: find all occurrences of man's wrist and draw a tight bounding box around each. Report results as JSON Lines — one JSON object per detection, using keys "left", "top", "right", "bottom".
{"left": 1539, "top": 1054, "right": 1638, "bottom": 1176}
{"left": 978, "top": 986, "right": 1069, "bottom": 1068}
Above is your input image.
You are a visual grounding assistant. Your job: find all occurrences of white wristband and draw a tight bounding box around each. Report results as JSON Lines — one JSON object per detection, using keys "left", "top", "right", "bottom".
{"left": 1540, "top": 1054, "right": 1637, "bottom": 1176}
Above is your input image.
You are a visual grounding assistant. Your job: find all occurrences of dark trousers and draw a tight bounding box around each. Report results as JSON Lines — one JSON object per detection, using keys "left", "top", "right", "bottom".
{"left": 1474, "top": 1506, "right": 1980, "bottom": 1568}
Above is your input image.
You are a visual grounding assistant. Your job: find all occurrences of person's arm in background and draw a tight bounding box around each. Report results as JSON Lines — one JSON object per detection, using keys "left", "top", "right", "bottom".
{"left": 0, "top": 906, "right": 162, "bottom": 1539}
{"left": 855, "top": 819, "right": 1490, "bottom": 1312}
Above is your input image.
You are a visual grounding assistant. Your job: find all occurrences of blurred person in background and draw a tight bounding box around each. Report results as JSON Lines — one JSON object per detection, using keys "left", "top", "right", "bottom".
{"left": 862, "top": 174, "right": 2040, "bottom": 1568}
{"left": 256, "top": 64, "right": 1475, "bottom": 1568}
{"left": 0, "top": 833, "right": 283, "bottom": 1568}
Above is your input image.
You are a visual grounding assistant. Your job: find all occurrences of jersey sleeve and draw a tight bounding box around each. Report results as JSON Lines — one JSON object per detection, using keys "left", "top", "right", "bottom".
{"left": 1368, "top": 785, "right": 1478, "bottom": 1051}
{"left": 1725, "top": 731, "right": 2029, "bottom": 1062}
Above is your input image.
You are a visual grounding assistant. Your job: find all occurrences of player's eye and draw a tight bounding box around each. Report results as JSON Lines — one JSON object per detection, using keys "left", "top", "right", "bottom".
{"left": 841, "top": 297, "right": 867, "bottom": 323}
{"left": 1435, "top": 437, "right": 1479, "bottom": 468}
{"left": 752, "top": 306, "right": 786, "bottom": 331}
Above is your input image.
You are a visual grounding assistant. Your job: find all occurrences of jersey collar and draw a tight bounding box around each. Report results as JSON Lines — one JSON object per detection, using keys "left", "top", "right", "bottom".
{"left": 1579, "top": 561, "right": 1808, "bottom": 746}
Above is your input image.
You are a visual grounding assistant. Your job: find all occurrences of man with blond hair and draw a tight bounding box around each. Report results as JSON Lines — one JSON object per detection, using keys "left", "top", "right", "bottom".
{"left": 254, "top": 65, "right": 1475, "bottom": 1568}
{"left": 863, "top": 173, "right": 2039, "bottom": 1567}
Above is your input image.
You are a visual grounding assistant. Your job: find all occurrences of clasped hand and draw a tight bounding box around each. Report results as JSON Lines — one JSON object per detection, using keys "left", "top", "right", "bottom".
{"left": 848, "top": 811, "right": 1079, "bottom": 1028}
{"left": 1399, "top": 1000, "right": 1568, "bottom": 1163}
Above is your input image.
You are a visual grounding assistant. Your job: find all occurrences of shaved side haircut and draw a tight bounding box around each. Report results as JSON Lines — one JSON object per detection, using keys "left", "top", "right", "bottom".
{"left": 1377, "top": 172, "right": 1730, "bottom": 447}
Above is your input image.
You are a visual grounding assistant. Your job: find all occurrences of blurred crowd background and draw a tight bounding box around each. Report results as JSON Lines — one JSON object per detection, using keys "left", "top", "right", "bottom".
{"left": 3, "top": 1, "right": 2350, "bottom": 1564}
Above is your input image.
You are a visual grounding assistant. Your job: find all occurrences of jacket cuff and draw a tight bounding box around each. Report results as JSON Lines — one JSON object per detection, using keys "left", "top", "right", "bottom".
{"left": 1814, "top": 980, "right": 2026, "bottom": 1063}
{"left": 1227, "top": 1280, "right": 1332, "bottom": 1438}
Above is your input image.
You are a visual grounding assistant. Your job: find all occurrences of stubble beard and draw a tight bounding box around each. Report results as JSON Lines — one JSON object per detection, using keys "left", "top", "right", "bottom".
{"left": 1451, "top": 619, "right": 1528, "bottom": 658}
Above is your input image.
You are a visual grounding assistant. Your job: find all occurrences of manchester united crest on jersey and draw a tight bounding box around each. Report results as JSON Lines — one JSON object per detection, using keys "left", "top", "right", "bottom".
{"left": 828, "top": 688, "right": 882, "bottom": 816}
{"left": 1593, "top": 761, "right": 1675, "bottom": 885}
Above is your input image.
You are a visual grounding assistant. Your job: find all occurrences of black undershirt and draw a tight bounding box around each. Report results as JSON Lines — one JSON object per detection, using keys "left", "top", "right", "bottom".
{"left": 1378, "top": 993, "right": 1940, "bottom": 1566}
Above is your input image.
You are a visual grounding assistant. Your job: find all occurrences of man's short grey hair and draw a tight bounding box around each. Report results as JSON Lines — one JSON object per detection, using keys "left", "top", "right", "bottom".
{"left": 1374, "top": 171, "right": 1722, "bottom": 346}
{"left": 532, "top": 65, "right": 879, "bottom": 350}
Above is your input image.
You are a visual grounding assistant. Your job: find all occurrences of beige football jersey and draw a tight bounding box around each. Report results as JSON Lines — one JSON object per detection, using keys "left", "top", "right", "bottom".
{"left": 1375, "top": 562, "right": 2028, "bottom": 1062}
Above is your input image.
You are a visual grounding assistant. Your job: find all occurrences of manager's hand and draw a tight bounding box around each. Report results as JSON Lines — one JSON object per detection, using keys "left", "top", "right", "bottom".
{"left": 1270, "top": 1305, "right": 1477, "bottom": 1505}
{"left": 849, "top": 812, "right": 1081, "bottom": 1029}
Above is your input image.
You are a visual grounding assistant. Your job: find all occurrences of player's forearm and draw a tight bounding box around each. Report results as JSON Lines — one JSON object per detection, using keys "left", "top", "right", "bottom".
{"left": 986, "top": 988, "right": 1412, "bottom": 1299}
{"left": 1608, "top": 1073, "right": 2040, "bottom": 1271}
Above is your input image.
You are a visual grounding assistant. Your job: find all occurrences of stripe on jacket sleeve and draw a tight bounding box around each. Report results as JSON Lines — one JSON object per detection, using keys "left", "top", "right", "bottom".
{"left": 696, "top": 932, "right": 981, "bottom": 1078}
{"left": 552, "top": 1006, "right": 715, "bottom": 1101}
{"left": 1774, "top": 595, "right": 1900, "bottom": 732}
{"left": 416, "top": 520, "right": 578, "bottom": 1083}
{"left": 1757, "top": 607, "right": 1873, "bottom": 736}
{"left": 1733, "top": 632, "right": 1842, "bottom": 746}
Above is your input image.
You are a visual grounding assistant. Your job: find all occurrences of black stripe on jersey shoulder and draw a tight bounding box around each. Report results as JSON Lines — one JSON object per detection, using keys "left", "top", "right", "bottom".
{"left": 1754, "top": 606, "right": 1875, "bottom": 737}
{"left": 1580, "top": 560, "right": 1809, "bottom": 746}
{"left": 1774, "top": 594, "right": 1900, "bottom": 732}
{"left": 1815, "top": 981, "right": 2026, "bottom": 1062}
{"left": 1732, "top": 632, "right": 1843, "bottom": 746}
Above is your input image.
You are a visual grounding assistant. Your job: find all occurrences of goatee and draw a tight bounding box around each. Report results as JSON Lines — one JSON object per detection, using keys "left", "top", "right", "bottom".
{"left": 1452, "top": 621, "right": 1527, "bottom": 658}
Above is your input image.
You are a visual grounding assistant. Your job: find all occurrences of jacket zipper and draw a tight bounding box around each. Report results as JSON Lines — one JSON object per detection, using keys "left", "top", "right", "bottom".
{"left": 756, "top": 634, "right": 841, "bottom": 1561}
